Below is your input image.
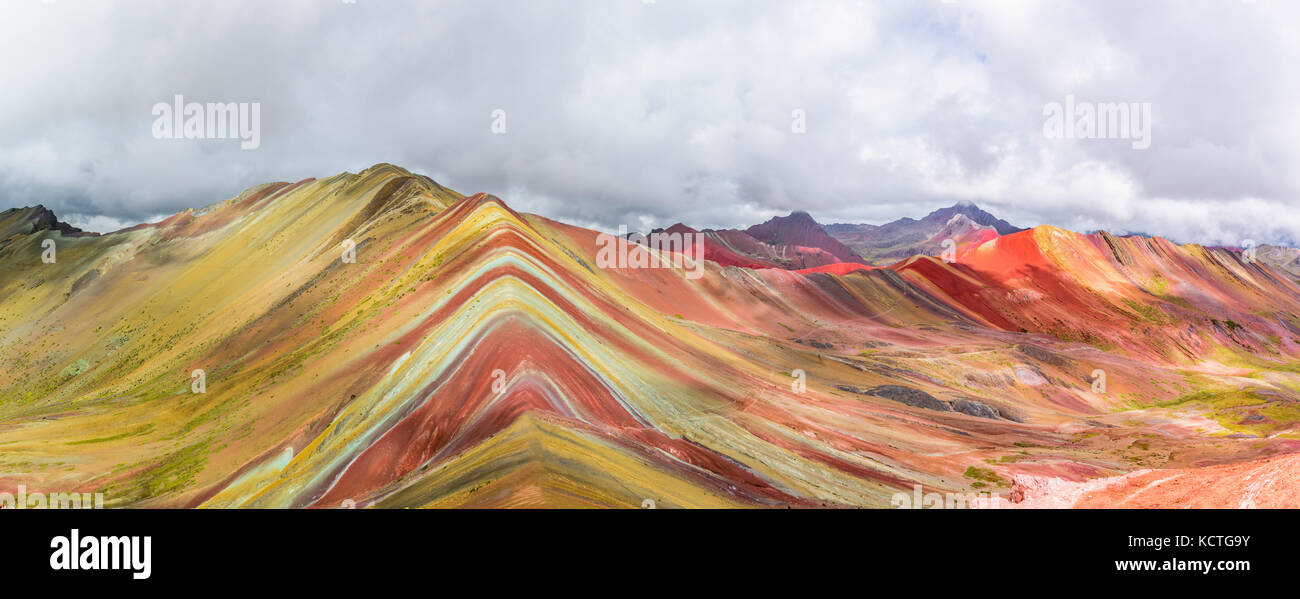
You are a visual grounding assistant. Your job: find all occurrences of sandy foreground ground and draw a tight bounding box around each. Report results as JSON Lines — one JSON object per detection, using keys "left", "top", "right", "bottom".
{"left": 976, "top": 453, "right": 1300, "bottom": 508}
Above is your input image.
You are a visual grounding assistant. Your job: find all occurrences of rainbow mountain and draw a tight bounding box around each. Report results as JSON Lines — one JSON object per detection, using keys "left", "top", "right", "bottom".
{"left": 2, "top": 164, "right": 1299, "bottom": 508}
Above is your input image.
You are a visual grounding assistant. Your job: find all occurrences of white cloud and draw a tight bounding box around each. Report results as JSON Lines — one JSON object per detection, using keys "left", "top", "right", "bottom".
{"left": 62, "top": 213, "right": 170, "bottom": 235}
{"left": 0, "top": 0, "right": 1295, "bottom": 245}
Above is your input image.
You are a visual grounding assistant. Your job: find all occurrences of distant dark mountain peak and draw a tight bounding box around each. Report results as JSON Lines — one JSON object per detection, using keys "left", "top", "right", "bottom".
{"left": 819, "top": 202, "right": 1021, "bottom": 265}
{"left": 921, "top": 202, "right": 1023, "bottom": 235}
{"left": 0, "top": 205, "right": 98, "bottom": 238}
{"left": 646, "top": 222, "right": 698, "bottom": 236}
{"left": 748, "top": 210, "right": 818, "bottom": 231}
{"left": 745, "top": 211, "right": 864, "bottom": 263}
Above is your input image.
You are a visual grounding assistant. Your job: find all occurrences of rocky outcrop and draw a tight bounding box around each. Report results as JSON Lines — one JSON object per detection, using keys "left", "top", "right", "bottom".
{"left": 836, "top": 384, "right": 1021, "bottom": 421}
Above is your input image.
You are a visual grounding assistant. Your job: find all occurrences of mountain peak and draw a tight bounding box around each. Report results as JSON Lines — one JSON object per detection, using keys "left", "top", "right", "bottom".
{"left": 943, "top": 212, "right": 979, "bottom": 228}
{"left": 0, "top": 205, "right": 97, "bottom": 238}
{"left": 357, "top": 162, "right": 413, "bottom": 178}
{"left": 744, "top": 211, "right": 864, "bottom": 263}
{"left": 923, "top": 202, "right": 1023, "bottom": 236}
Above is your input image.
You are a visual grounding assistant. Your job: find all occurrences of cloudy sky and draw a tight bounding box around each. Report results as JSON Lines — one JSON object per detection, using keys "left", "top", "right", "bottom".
{"left": 1, "top": 0, "right": 1297, "bottom": 245}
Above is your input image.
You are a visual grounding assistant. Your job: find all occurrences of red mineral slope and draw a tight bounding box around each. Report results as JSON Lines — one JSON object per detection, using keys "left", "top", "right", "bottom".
{"left": 795, "top": 263, "right": 880, "bottom": 275}
{"left": 656, "top": 223, "right": 773, "bottom": 269}
{"left": 896, "top": 225, "right": 1300, "bottom": 362}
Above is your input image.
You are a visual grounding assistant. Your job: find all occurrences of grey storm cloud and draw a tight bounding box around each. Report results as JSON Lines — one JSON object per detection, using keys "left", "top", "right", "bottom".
{"left": 1, "top": 0, "right": 1297, "bottom": 246}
